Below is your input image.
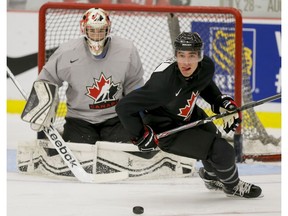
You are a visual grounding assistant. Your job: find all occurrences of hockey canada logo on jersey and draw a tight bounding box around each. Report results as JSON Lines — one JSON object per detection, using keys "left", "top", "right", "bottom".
{"left": 86, "top": 73, "right": 120, "bottom": 109}
{"left": 178, "top": 91, "right": 199, "bottom": 121}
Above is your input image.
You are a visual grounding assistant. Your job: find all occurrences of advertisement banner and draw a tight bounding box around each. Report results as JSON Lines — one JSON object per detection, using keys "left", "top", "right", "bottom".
{"left": 243, "top": 22, "right": 281, "bottom": 101}
{"left": 192, "top": 21, "right": 281, "bottom": 102}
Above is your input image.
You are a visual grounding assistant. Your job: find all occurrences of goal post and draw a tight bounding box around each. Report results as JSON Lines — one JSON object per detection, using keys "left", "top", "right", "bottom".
{"left": 38, "top": 2, "right": 280, "bottom": 162}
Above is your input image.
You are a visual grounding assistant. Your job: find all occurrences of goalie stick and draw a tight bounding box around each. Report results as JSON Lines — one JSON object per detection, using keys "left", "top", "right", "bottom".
{"left": 156, "top": 93, "right": 281, "bottom": 139}
{"left": 7, "top": 47, "right": 58, "bottom": 76}
{"left": 7, "top": 67, "right": 129, "bottom": 183}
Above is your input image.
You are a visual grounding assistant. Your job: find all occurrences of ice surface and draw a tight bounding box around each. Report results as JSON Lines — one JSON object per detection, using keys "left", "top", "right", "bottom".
{"left": 6, "top": 114, "right": 284, "bottom": 216}
{"left": 7, "top": 172, "right": 281, "bottom": 216}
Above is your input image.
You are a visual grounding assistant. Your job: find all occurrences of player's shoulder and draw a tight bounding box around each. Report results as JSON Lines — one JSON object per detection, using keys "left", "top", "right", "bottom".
{"left": 54, "top": 38, "right": 84, "bottom": 56}
{"left": 153, "top": 58, "right": 176, "bottom": 73}
{"left": 59, "top": 38, "right": 83, "bottom": 50}
{"left": 146, "top": 58, "right": 175, "bottom": 85}
{"left": 201, "top": 55, "right": 215, "bottom": 69}
{"left": 110, "top": 35, "right": 135, "bottom": 49}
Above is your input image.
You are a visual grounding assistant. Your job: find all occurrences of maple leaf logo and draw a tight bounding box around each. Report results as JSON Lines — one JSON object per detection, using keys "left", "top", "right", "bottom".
{"left": 178, "top": 92, "right": 199, "bottom": 121}
{"left": 86, "top": 73, "right": 120, "bottom": 109}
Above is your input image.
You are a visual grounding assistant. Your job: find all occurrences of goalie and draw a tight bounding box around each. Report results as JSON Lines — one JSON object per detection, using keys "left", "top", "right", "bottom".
{"left": 24, "top": 7, "right": 144, "bottom": 143}
{"left": 116, "top": 32, "right": 262, "bottom": 198}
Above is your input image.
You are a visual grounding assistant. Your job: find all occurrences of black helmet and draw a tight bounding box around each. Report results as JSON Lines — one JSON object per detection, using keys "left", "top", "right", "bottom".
{"left": 174, "top": 32, "right": 203, "bottom": 51}
{"left": 174, "top": 32, "right": 204, "bottom": 61}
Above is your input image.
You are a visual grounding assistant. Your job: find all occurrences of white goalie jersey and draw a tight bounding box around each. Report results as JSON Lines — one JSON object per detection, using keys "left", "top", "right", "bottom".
{"left": 38, "top": 35, "right": 144, "bottom": 124}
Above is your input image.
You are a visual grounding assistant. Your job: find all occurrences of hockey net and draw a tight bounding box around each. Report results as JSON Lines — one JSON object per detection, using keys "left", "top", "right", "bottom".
{"left": 38, "top": 2, "right": 280, "bottom": 162}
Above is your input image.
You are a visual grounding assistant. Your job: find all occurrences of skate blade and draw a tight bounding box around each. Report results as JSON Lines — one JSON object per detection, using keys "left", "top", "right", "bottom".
{"left": 226, "top": 193, "right": 264, "bottom": 199}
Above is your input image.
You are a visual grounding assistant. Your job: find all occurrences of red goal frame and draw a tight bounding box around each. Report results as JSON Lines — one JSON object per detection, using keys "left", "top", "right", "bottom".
{"left": 38, "top": 2, "right": 244, "bottom": 158}
{"left": 38, "top": 2, "right": 243, "bottom": 109}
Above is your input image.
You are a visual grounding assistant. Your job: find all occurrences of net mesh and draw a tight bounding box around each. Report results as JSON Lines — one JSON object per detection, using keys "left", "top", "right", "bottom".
{"left": 39, "top": 4, "right": 280, "bottom": 161}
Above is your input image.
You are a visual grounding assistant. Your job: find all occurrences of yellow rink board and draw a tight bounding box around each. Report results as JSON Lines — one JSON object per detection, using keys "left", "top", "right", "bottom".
{"left": 7, "top": 99, "right": 281, "bottom": 129}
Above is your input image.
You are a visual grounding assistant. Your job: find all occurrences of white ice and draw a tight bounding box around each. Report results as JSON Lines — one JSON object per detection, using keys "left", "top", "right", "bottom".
{"left": 6, "top": 114, "right": 284, "bottom": 216}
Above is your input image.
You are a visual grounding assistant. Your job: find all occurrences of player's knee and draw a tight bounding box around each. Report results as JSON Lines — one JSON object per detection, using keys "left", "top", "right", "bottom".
{"left": 209, "top": 138, "right": 235, "bottom": 167}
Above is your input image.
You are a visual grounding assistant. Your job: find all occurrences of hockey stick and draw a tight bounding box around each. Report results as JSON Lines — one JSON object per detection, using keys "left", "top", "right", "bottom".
{"left": 156, "top": 93, "right": 281, "bottom": 139}
{"left": 7, "top": 47, "right": 58, "bottom": 76}
{"left": 7, "top": 67, "right": 128, "bottom": 183}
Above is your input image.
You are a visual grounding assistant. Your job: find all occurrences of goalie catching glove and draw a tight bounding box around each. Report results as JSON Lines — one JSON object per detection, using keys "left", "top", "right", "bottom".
{"left": 212, "top": 95, "right": 242, "bottom": 133}
{"left": 21, "top": 80, "right": 59, "bottom": 132}
{"left": 132, "top": 125, "right": 159, "bottom": 152}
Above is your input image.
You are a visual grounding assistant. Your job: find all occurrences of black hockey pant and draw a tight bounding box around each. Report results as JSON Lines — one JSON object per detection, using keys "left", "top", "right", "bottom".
{"left": 159, "top": 122, "right": 239, "bottom": 188}
{"left": 62, "top": 116, "right": 131, "bottom": 144}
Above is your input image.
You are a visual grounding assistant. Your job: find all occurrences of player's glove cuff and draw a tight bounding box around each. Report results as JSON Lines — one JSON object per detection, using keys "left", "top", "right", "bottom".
{"left": 212, "top": 94, "right": 236, "bottom": 114}
{"left": 212, "top": 95, "right": 242, "bottom": 133}
{"left": 132, "top": 125, "right": 158, "bottom": 152}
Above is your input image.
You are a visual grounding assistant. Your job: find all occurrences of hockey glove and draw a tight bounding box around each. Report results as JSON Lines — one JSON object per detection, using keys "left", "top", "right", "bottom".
{"left": 132, "top": 125, "right": 159, "bottom": 152}
{"left": 212, "top": 95, "right": 242, "bottom": 133}
{"left": 21, "top": 80, "right": 59, "bottom": 132}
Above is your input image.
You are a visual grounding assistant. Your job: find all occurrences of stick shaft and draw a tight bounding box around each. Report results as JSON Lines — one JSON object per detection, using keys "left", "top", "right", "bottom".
{"left": 7, "top": 67, "right": 28, "bottom": 100}
{"left": 156, "top": 93, "right": 281, "bottom": 139}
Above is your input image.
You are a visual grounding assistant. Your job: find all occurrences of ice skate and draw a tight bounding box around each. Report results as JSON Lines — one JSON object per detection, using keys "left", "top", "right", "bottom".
{"left": 224, "top": 180, "right": 263, "bottom": 198}
{"left": 198, "top": 167, "right": 223, "bottom": 191}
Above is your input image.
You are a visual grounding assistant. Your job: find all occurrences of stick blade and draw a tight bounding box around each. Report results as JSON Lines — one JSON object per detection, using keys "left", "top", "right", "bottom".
{"left": 81, "top": 171, "right": 129, "bottom": 183}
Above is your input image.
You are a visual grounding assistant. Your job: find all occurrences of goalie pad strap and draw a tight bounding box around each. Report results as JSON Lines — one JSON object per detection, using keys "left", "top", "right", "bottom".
{"left": 21, "top": 80, "right": 59, "bottom": 130}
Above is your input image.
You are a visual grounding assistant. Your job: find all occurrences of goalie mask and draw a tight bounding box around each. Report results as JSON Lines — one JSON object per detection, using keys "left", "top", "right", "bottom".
{"left": 174, "top": 32, "right": 204, "bottom": 62}
{"left": 80, "top": 8, "right": 111, "bottom": 57}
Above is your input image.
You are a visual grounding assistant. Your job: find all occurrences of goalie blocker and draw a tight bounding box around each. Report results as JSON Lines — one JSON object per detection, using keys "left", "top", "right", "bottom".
{"left": 21, "top": 80, "right": 59, "bottom": 132}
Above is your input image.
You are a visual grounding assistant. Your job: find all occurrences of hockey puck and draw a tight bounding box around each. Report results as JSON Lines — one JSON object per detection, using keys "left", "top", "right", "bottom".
{"left": 133, "top": 206, "right": 144, "bottom": 214}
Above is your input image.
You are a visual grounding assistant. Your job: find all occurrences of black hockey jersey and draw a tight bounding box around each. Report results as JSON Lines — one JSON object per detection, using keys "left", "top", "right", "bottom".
{"left": 116, "top": 55, "right": 223, "bottom": 139}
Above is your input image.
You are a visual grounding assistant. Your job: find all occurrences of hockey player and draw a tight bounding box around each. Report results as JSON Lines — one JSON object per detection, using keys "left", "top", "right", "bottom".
{"left": 116, "top": 32, "right": 262, "bottom": 198}
{"left": 26, "top": 8, "right": 144, "bottom": 144}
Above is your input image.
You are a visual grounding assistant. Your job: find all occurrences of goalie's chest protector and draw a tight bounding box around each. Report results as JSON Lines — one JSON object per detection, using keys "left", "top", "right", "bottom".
{"left": 40, "top": 37, "right": 142, "bottom": 124}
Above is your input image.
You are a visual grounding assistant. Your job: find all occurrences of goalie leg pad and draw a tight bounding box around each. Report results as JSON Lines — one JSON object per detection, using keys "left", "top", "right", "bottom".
{"left": 21, "top": 80, "right": 59, "bottom": 131}
{"left": 17, "top": 140, "right": 197, "bottom": 180}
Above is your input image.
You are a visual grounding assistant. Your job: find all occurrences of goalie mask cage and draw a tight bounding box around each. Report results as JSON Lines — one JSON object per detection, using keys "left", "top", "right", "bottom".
{"left": 38, "top": 2, "right": 280, "bottom": 162}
